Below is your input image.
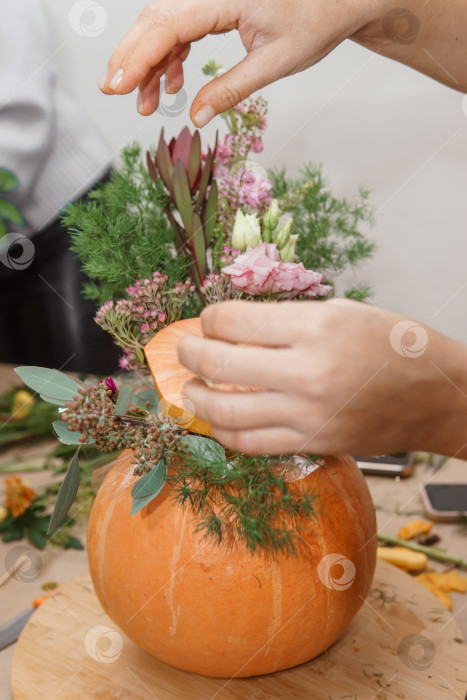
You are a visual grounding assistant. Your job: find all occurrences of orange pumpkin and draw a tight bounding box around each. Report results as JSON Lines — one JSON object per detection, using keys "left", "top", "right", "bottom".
{"left": 87, "top": 317, "right": 377, "bottom": 677}
{"left": 87, "top": 451, "right": 377, "bottom": 677}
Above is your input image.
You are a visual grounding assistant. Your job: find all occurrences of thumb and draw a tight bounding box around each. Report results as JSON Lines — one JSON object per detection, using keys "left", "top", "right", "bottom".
{"left": 190, "top": 46, "right": 281, "bottom": 127}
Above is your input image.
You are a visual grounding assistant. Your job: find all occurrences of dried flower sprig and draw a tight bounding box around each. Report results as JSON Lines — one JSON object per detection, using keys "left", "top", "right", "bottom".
{"left": 62, "top": 384, "right": 184, "bottom": 476}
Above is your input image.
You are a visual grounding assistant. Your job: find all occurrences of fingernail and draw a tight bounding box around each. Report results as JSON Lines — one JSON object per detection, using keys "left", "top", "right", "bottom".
{"left": 137, "top": 91, "right": 145, "bottom": 114}
{"left": 109, "top": 68, "right": 124, "bottom": 91}
{"left": 98, "top": 69, "right": 108, "bottom": 90}
{"left": 193, "top": 105, "right": 216, "bottom": 128}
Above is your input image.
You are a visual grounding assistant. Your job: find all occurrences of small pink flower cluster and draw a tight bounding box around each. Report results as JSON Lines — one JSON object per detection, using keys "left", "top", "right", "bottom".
{"left": 222, "top": 243, "right": 332, "bottom": 299}
{"left": 214, "top": 96, "right": 271, "bottom": 234}
{"left": 95, "top": 271, "right": 195, "bottom": 371}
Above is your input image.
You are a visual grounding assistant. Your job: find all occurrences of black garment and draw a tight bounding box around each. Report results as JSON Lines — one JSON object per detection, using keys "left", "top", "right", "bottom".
{"left": 0, "top": 179, "right": 119, "bottom": 374}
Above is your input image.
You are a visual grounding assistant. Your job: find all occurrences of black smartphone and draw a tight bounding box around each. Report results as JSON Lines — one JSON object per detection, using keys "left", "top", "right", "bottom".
{"left": 354, "top": 452, "right": 415, "bottom": 478}
{"left": 421, "top": 483, "right": 467, "bottom": 521}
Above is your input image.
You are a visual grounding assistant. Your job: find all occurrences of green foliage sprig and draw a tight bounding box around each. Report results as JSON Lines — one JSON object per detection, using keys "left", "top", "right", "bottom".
{"left": 172, "top": 436, "right": 322, "bottom": 555}
{"left": 62, "top": 144, "right": 190, "bottom": 305}
{"left": 269, "top": 164, "right": 376, "bottom": 299}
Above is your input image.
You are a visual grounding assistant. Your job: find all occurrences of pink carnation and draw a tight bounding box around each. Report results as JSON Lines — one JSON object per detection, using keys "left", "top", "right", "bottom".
{"left": 222, "top": 243, "right": 332, "bottom": 299}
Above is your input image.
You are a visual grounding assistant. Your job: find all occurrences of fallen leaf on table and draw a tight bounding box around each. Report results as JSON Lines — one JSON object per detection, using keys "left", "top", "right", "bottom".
{"left": 377, "top": 546, "right": 427, "bottom": 572}
{"left": 397, "top": 519, "right": 433, "bottom": 540}
{"left": 415, "top": 571, "right": 467, "bottom": 610}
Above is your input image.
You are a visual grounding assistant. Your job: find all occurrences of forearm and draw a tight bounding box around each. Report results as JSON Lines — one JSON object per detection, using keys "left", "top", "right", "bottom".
{"left": 353, "top": 0, "right": 467, "bottom": 92}
{"left": 417, "top": 332, "right": 467, "bottom": 460}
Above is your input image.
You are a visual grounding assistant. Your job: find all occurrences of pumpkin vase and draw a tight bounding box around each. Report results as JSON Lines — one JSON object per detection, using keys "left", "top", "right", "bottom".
{"left": 87, "top": 450, "right": 377, "bottom": 678}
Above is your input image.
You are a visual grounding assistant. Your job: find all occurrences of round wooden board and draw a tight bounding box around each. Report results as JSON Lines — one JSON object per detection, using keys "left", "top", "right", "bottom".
{"left": 11, "top": 560, "right": 467, "bottom": 700}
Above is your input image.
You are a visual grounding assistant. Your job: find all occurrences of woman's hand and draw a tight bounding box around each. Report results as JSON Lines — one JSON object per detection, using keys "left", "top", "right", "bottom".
{"left": 98, "top": 0, "right": 383, "bottom": 124}
{"left": 178, "top": 299, "right": 467, "bottom": 457}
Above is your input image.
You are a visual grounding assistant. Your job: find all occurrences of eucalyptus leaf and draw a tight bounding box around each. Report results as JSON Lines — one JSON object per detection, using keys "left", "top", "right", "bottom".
{"left": 114, "top": 385, "right": 132, "bottom": 416}
{"left": 0, "top": 197, "right": 24, "bottom": 225}
{"left": 0, "top": 168, "right": 19, "bottom": 192}
{"left": 53, "top": 420, "right": 94, "bottom": 445}
{"left": 132, "top": 389, "right": 159, "bottom": 412}
{"left": 47, "top": 447, "right": 81, "bottom": 534}
{"left": 131, "top": 460, "right": 167, "bottom": 515}
{"left": 40, "top": 394, "right": 67, "bottom": 407}
{"left": 181, "top": 435, "right": 226, "bottom": 467}
{"left": 15, "top": 366, "right": 82, "bottom": 401}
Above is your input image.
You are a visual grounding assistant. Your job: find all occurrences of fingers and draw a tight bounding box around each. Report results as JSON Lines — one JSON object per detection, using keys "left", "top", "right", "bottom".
{"left": 190, "top": 45, "right": 284, "bottom": 127}
{"left": 137, "top": 74, "right": 161, "bottom": 116}
{"left": 200, "top": 300, "right": 304, "bottom": 346}
{"left": 211, "top": 426, "right": 306, "bottom": 456}
{"left": 101, "top": 0, "right": 236, "bottom": 96}
{"left": 183, "top": 378, "right": 293, "bottom": 431}
{"left": 178, "top": 333, "right": 295, "bottom": 390}
{"left": 135, "top": 45, "right": 190, "bottom": 115}
{"left": 99, "top": 7, "right": 155, "bottom": 94}
{"left": 164, "top": 56, "right": 184, "bottom": 94}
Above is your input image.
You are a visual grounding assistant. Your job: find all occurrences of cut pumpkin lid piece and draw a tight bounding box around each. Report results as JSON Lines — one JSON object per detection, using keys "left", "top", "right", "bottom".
{"left": 144, "top": 317, "right": 259, "bottom": 437}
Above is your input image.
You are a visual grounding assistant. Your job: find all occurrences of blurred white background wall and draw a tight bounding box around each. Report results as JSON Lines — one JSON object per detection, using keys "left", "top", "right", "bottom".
{"left": 42, "top": 0, "right": 467, "bottom": 341}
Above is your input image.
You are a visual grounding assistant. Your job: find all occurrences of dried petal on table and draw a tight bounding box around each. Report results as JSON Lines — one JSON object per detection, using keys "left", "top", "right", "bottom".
{"left": 397, "top": 519, "right": 433, "bottom": 540}
{"left": 376, "top": 546, "right": 427, "bottom": 572}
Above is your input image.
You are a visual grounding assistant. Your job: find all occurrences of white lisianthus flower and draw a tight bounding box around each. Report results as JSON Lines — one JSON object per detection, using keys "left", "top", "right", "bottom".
{"left": 231, "top": 209, "right": 261, "bottom": 250}
{"left": 262, "top": 198, "right": 281, "bottom": 240}
{"left": 274, "top": 218, "right": 294, "bottom": 250}
{"left": 279, "top": 234, "right": 299, "bottom": 262}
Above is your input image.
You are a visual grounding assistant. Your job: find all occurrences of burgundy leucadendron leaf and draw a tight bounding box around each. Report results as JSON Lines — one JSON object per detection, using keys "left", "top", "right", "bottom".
{"left": 191, "top": 212, "right": 206, "bottom": 278}
{"left": 203, "top": 179, "right": 218, "bottom": 246}
{"left": 171, "top": 126, "right": 192, "bottom": 173}
{"left": 173, "top": 160, "right": 193, "bottom": 236}
{"left": 146, "top": 151, "right": 158, "bottom": 184}
{"left": 156, "top": 129, "right": 174, "bottom": 198}
{"left": 188, "top": 130, "right": 201, "bottom": 193}
{"left": 195, "top": 148, "right": 213, "bottom": 212}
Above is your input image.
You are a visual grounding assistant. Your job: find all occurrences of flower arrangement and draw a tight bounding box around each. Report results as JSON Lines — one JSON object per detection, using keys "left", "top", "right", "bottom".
{"left": 16, "top": 61, "right": 376, "bottom": 555}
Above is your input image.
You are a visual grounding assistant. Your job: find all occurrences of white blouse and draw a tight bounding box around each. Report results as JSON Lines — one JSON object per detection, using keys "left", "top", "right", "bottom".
{"left": 0, "top": 0, "right": 112, "bottom": 235}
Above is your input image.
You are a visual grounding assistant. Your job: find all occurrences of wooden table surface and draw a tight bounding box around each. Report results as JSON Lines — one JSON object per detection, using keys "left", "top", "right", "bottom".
{"left": 1, "top": 364, "right": 467, "bottom": 700}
